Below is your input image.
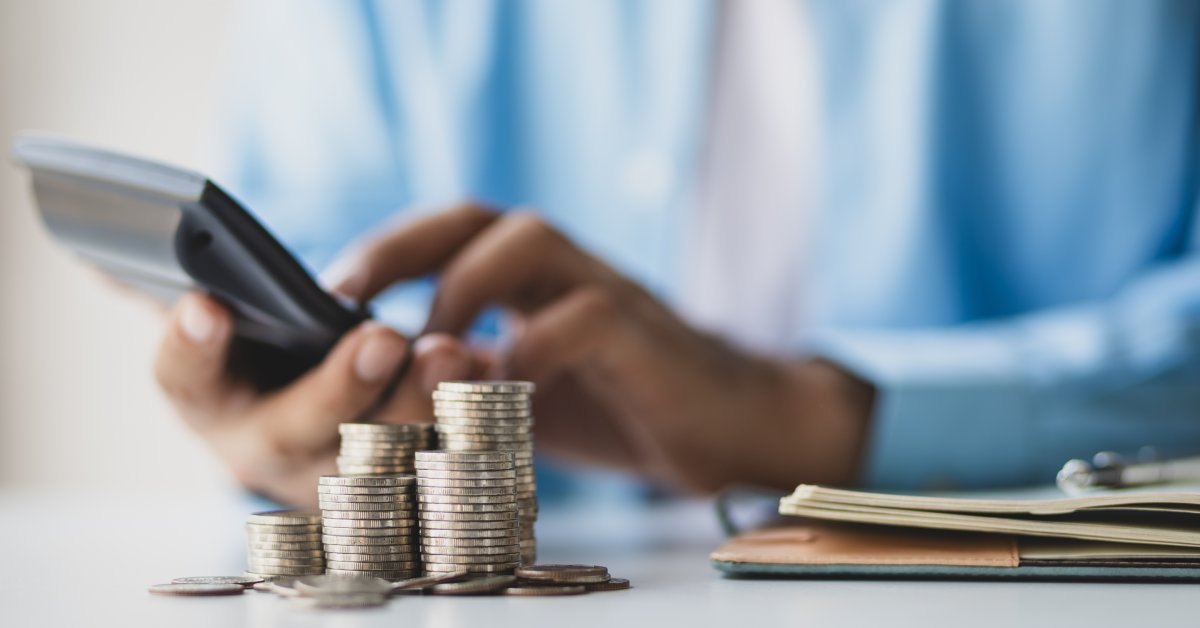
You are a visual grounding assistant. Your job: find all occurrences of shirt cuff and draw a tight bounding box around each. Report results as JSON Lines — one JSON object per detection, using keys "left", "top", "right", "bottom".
{"left": 807, "top": 327, "right": 1038, "bottom": 490}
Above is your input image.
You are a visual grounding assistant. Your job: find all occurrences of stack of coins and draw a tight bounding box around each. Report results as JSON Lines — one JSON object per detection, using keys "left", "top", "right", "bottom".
{"left": 337, "top": 423, "right": 436, "bottom": 475}
{"left": 318, "top": 474, "right": 420, "bottom": 580}
{"left": 432, "top": 381, "right": 537, "bottom": 563}
{"left": 245, "top": 511, "right": 325, "bottom": 580}
{"left": 415, "top": 450, "right": 521, "bottom": 575}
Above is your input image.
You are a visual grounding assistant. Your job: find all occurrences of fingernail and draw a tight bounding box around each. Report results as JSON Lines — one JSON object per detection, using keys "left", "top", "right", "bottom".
{"left": 180, "top": 297, "right": 216, "bottom": 343}
{"left": 321, "top": 255, "right": 370, "bottom": 302}
{"left": 354, "top": 326, "right": 407, "bottom": 384}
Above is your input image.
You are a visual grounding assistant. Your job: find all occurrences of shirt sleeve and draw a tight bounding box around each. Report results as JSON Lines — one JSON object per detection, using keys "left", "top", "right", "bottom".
{"left": 808, "top": 253, "right": 1200, "bottom": 490}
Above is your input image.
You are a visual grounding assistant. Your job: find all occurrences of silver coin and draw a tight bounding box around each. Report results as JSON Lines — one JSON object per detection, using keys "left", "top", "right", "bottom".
{"left": 441, "top": 443, "right": 532, "bottom": 454}
{"left": 317, "top": 486, "right": 412, "bottom": 497}
{"left": 244, "top": 565, "right": 326, "bottom": 576}
{"left": 246, "top": 556, "right": 326, "bottom": 567}
{"left": 434, "top": 418, "right": 533, "bottom": 430}
{"left": 421, "top": 545, "right": 521, "bottom": 556}
{"left": 419, "top": 510, "right": 516, "bottom": 521}
{"left": 422, "top": 552, "right": 521, "bottom": 564}
{"left": 413, "top": 460, "right": 516, "bottom": 471}
{"left": 432, "top": 427, "right": 533, "bottom": 439}
{"left": 316, "top": 492, "right": 413, "bottom": 503}
{"left": 418, "top": 493, "right": 517, "bottom": 505}
{"left": 318, "top": 501, "right": 414, "bottom": 512}
{"left": 390, "top": 570, "right": 471, "bottom": 591}
{"left": 244, "top": 530, "right": 323, "bottom": 541}
{"left": 504, "top": 584, "right": 587, "bottom": 596}
{"left": 415, "top": 471, "right": 517, "bottom": 482}
{"left": 326, "top": 551, "right": 419, "bottom": 563}
{"left": 421, "top": 527, "right": 521, "bottom": 539}
{"left": 321, "top": 509, "right": 419, "bottom": 520}
{"left": 339, "top": 422, "right": 433, "bottom": 435}
{"left": 244, "top": 572, "right": 299, "bottom": 583}
{"left": 323, "top": 543, "right": 419, "bottom": 554}
{"left": 421, "top": 535, "right": 520, "bottom": 547}
{"left": 246, "top": 549, "right": 325, "bottom": 559}
{"left": 417, "top": 477, "right": 516, "bottom": 489}
{"left": 419, "top": 502, "right": 516, "bottom": 513}
{"left": 415, "top": 451, "right": 515, "bottom": 463}
{"left": 294, "top": 574, "right": 394, "bottom": 596}
{"left": 337, "top": 466, "right": 416, "bottom": 475}
{"left": 515, "top": 564, "right": 610, "bottom": 584}
{"left": 246, "top": 511, "right": 321, "bottom": 526}
{"left": 432, "top": 389, "right": 531, "bottom": 401}
{"left": 424, "top": 562, "right": 520, "bottom": 574}
{"left": 326, "top": 560, "right": 422, "bottom": 570}
{"left": 320, "top": 525, "right": 413, "bottom": 537}
{"left": 437, "top": 381, "right": 535, "bottom": 394}
{"left": 434, "top": 408, "right": 531, "bottom": 419}
{"left": 171, "top": 576, "right": 262, "bottom": 587}
{"left": 319, "top": 474, "right": 415, "bottom": 487}
{"left": 290, "top": 592, "right": 388, "bottom": 609}
{"left": 426, "top": 574, "right": 516, "bottom": 595}
{"left": 418, "top": 519, "right": 520, "bottom": 530}
{"left": 433, "top": 403, "right": 531, "bottom": 414}
{"left": 149, "top": 583, "right": 245, "bottom": 596}
{"left": 322, "top": 518, "right": 418, "bottom": 529}
{"left": 247, "top": 541, "right": 325, "bottom": 552}
{"left": 326, "top": 569, "right": 421, "bottom": 580}
{"left": 321, "top": 534, "right": 416, "bottom": 545}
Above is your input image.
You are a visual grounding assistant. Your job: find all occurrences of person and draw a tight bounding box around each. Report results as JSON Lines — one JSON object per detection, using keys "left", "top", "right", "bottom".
{"left": 152, "top": 0, "right": 1200, "bottom": 508}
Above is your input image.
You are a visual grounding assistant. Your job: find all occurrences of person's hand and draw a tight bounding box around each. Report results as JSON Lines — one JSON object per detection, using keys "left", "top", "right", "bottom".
{"left": 153, "top": 294, "right": 476, "bottom": 507}
{"left": 324, "top": 203, "right": 875, "bottom": 492}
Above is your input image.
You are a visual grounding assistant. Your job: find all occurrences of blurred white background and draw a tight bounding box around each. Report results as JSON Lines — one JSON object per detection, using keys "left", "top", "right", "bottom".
{"left": 0, "top": 0, "right": 235, "bottom": 496}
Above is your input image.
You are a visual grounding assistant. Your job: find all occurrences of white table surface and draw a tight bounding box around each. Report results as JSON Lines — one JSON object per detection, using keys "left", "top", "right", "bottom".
{"left": 1, "top": 488, "right": 1197, "bottom": 627}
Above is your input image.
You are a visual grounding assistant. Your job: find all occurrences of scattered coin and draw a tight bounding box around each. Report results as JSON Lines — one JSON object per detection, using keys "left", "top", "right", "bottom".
{"left": 290, "top": 593, "right": 388, "bottom": 609}
{"left": 148, "top": 583, "right": 245, "bottom": 596}
{"left": 515, "top": 564, "right": 610, "bottom": 584}
{"left": 504, "top": 585, "right": 588, "bottom": 596}
{"left": 294, "top": 575, "right": 394, "bottom": 596}
{"left": 171, "top": 576, "right": 262, "bottom": 588}
{"left": 427, "top": 575, "right": 517, "bottom": 595}
{"left": 389, "top": 570, "right": 471, "bottom": 592}
{"left": 586, "top": 577, "right": 631, "bottom": 592}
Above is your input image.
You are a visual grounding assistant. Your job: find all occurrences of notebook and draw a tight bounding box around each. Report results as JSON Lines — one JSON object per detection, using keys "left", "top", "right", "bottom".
{"left": 710, "top": 485, "right": 1200, "bottom": 581}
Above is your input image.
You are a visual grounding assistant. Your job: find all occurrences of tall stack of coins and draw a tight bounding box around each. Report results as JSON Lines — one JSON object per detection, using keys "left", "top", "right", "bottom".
{"left": 245, "top": 511, "right": 325, "bottom": 580}
{"left": 415, "top": 451, "right": 521, "bottom": 575}
{"left": 336, "top": 423, "right": 436, "bottom": 475}
{"left": 432, "top": 381, "right": 537, "bottom": 563}
{"left": 318, "top": 474, "right": 420, "bottom": 580}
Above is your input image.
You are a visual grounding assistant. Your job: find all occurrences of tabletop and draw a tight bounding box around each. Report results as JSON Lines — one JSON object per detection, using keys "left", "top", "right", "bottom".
{"left": 1, "top": 488, "right": 1197, "bottom": 627}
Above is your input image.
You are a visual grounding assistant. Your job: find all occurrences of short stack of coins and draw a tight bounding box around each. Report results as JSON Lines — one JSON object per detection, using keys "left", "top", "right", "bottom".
{"left": 245, "top": 511, "right": 325, "bottom": 580}
{"left": 432, "top": 381, "right": 537, "bottom": 563}
{"left": 336, "top": 423, "right": 436, "bottom": 475}
{"left": 415, "top": 450, "right": 521, "bottom": 575}
{"left": 318, "top": 474, "right": 420, "bottom": 580}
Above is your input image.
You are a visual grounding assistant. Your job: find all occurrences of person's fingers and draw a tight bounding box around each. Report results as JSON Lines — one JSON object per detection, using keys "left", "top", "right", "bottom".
{"left": 321, "top": 203, "right": 500, "bottom": 303}
{"left": 375, "top": 333, "right": 473, "bottom": 423}
{"left": 154, "top": 293, "right": 236, "bottom": 415}
{"left": 253, "top": 322, "right": 409, "bottom": 455}
{"left": 426, "top": 211, "right": 601, "bottom": 335}
{"left": 502, "top": 288, "right": 623, "bottom": 383}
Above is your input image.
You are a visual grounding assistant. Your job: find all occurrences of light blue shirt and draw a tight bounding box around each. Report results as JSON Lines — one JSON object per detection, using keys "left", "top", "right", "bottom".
{"left": 221, "top": 0, "right": 1200, "bottom": 490}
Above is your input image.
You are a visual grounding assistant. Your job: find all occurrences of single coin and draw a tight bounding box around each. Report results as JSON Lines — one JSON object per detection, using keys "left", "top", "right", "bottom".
{"left": 421, "top": 544, "right": 521, "bottom": 556}
{"left": 321, "top": 535, "right": 416, "bottom": 546}
{"left": 320, "top": 525, "right": 414, "bottom": 537}
{"left": 424, "top": 562, "right": 519, "bottom": 574}
{"left": 244, "top": 572, "right": 298, "bottom": 583}
{"left": 434, "top": 418, "right": 534, "bottom": 430}
{"left": 149, "top": 583, "right": 244, "bottom": 597}
{"left": 414, "top": 470, "right": 517, "bottom": 482}
{"left": 317, "top": 492, "right": 413, "bottom": 503}
{"left": 246, "top": 511, "right": 321, "bottom": 526}
{"left": 504, "top": 585, "right": 587, "bottom": 596}
{"left": 415, "top": 451, "right": 515, "bottom": 463}
{"left": 419, "top": 494, "right": 517, "bottom": 506}
{"left": 294, "top": 574, "right": 394, "bottom": 596}
{"left": 323, "top": 542, "right": 418, "bottom": 553}
{"left": 515, "top": 564, "right": 609, "bottom": 584}
{"left": 339, "top": 422, "right": 432, "bottom": 435}
{"left": 244, "top": 535, "right": 323, "bottom": 547}
{"left": 426, "top": 574, "right": 516, "bottom": 595}
{"left": 171, "top": 576, "right": 262, "bottom": 588}
{"left": 246, "top": 557, "right": 326, "bottom": 568}
{"left": 417, "top": 486, "right": 516, "bottom": 497}
{"left": 246, "top": 549, "right": 325, "bottom": 559}
{"left": 326, "top": 560, "right": 422, "bottom": 570}
{"left": 338, "top": 466, "right": 416, "bottom": 475}
{"left": 417, "top": 519, "right": 520, "bottom": 531}
{"left": 434, "top": 409, "right": 531, "bottom": 419}
{"left": 318, "top": 485, "right": 412, "bottom": 496}
{"left": 413, "top": 460, "right": 516, "bottom": 471}
{"left": 422, "top": 553, "right": 521, "bottom": 565}
{"left": 325, "top": 568, "right": 421, "bottom": 579}
{"left": 322, "top": 509, "right": 418, "bottom": 520}
{"left": 319, "top": 474, "right": 414, "bottom": 487}
{"left": 441, "top": 443, "right": 531, "bottom": 454}
{"left": 419, "top": 510, "right": 516, "bottom": 522}
{"left": 432, "top": 390, "right": 531, "bottom": 402}
{"left": 319, "top": 501, "right": 414, "bottom": 512}
{"left": 390, "top": 570, "right": 471, "bottom": 592}
{"left": 322, "top": 518, "right": 417, "bottom": 529}
{"left": 586, "top": 577, "right": 631, "bottom": 592}
{"left": 326, "top": 551, "right": 419, "bottom": 563}
{"left": 421, "top": 533, "right": 520, "bottom": 545}
{"left": 290, "top": 592, "right": 388, "bottom": 609}
{"left": 419, "top": 502, "right": 516, "bottom": 514}
{"left": 416, "top": 478, "right": 517, "bottom": 489}
{"left": 437, "top": 381, "right": 535, "bottom": 394}
{"left": 245, "top": 566, "right": 327, "bottom": 577}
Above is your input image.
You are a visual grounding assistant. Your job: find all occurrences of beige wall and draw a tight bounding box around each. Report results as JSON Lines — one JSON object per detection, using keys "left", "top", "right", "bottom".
{"left": 0, "top": 0, "right": 234, "bottom": 495}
